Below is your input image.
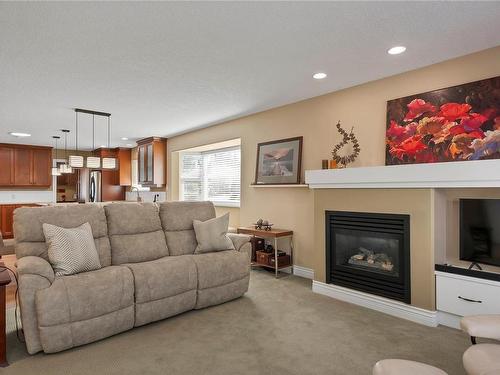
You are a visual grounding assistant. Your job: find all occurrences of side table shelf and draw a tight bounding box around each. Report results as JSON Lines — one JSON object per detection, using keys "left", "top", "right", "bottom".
{"left": 237, "top": 227, "right": 293, "bottom": 278}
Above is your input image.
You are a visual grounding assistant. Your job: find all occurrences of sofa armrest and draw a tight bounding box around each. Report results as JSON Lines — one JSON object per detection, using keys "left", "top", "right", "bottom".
{"left": 461, "top": 315, "right": 500, "bottom": 341}
{"left": 16, "top": 256, "right": 54, "bottom": 354}
{"left": 227, "top": 233, "right": 251, "bottom": 251}
{"left": 17, "top": 256, "right": 55, "bottom": 284}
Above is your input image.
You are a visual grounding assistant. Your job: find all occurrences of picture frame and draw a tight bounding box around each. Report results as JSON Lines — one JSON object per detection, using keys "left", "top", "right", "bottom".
{"left": 254, "top": 136, "right": 303, "bottom": 185}
{"left": 385, "top": 76, "right": 499, "bottom": 165}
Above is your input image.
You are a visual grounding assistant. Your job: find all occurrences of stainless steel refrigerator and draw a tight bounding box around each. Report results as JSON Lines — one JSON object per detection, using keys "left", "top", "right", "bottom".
{"left": 89, "top": 171, "right": 102, "bottom": 202}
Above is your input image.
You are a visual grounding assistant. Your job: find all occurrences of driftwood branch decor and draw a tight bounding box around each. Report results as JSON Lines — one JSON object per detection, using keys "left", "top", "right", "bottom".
{"left": 331, "top": 121, "right": 361, "bottom": 167}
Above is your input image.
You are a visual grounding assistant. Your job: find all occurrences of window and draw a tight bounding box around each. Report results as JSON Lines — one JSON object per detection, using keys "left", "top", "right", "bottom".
{"left": 180, "top": 146, "right": 241, "bottom": 207}
{"left": 131, "top": 158, "right": 150, "bottom": 191}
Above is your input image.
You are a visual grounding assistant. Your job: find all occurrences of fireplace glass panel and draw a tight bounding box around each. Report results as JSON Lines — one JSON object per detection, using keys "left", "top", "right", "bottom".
{"left": 334, "top": 232, "right": 400, "bottom": 277}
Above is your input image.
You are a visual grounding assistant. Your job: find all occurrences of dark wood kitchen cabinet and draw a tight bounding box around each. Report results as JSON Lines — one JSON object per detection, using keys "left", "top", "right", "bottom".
{"left": 0, "top": 203, "right": 40, "bottom": 239}
{"left": 0, "top": 144, "right": 52, "bottom": 187}
{"left": 137, "top": 137, "right": 167, "bottom": 187}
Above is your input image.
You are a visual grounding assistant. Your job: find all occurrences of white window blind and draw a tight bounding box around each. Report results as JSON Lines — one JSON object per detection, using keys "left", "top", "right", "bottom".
{"left": 180, "top": 146, "right": 240, "bottom": 206}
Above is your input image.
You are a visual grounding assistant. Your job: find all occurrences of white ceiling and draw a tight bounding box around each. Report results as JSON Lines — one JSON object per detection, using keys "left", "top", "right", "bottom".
{"left": 1, "top": 1, "right": 499, "bottom": 150}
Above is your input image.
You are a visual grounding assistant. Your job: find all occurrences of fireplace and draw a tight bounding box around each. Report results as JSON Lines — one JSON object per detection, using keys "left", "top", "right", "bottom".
{"left": 326, "top": 211, "right": 410, "bottom": 303}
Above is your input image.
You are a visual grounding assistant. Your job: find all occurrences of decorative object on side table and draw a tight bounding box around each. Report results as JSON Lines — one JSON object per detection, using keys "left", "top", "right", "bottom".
{"left": 254, "top": 136, "right": 303, "bottom": 185}
{"left": 331, "top": 121, "right": 360, "bottom": 168}
{"left": 386, "top": 75, "right": 500, "bottom": 165}
{"left": 253, "top": 219, "right": 274, "bottom": 231}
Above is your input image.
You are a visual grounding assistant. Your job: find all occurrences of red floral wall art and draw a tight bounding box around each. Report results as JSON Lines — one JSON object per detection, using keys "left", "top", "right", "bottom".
{"left": 386, "top": 76, "right": 500, "bottom": 165}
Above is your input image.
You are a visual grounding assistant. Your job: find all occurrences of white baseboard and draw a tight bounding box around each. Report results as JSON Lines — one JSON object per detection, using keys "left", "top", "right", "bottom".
{"left": 437, "top": 311, "right": 461, "bottom": 329}
{"left": 312, "top": 281, "right": 438, "bottom": 327}
{"left": 293, "top": 265, "right": 314, "bottom": 279}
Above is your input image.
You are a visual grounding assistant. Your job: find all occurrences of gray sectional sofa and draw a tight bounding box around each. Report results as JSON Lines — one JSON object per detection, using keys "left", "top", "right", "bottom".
{"left": 14, "top": 201, "right": 251, "bottom": 354}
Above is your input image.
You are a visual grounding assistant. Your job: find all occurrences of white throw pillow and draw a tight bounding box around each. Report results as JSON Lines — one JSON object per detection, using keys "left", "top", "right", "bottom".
{"left": 43, "top": 222, "right": 102, "bottom": 276}
{"left": 193, "top": 213, "right": 235, "bottom": 254}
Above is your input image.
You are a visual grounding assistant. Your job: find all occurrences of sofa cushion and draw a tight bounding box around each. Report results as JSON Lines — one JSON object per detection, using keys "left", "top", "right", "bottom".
{"left": 125, "top": 256, "right": 197, "bottom": 304}
{"left": 36, "top": 266, "right": 134, "bottom": 326}
{"left": 193, "top": 213, "right": 235, "bottom": 254}
{"left": 192, "top": 250, "right": 249, "bottom": 290}
{"left": 159, "top": 201, "right": 216, "bottom": 256}
{"left": 14, "top": 204, "right": 111, "bottom": 267}
{"left": 43, "top": 222, "right": 102, "bottom": 276}
{"left": 125, "top": 255, "right": 198, "bottom": 326}
{"left": 105, "top": 203, "right": 169, "bottom": 264}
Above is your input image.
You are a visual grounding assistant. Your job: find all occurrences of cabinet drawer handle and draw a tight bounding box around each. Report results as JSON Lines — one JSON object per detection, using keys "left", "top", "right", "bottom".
{"left": 458, "top": 296, "right": 482, "bottom": 303}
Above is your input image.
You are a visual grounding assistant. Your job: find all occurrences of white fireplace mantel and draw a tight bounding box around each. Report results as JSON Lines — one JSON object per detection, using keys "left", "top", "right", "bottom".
{"left": 305, "top": 159, "right": 500, "bottom": 189}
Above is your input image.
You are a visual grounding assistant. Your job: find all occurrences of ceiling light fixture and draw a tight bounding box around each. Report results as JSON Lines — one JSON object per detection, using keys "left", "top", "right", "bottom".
{"left": 71, "top": 108, "right": 115, "bottom": 170}
{"left": 51, "top": 136, "right": 62, "bottom": 176}
{"left": 121, "top": 137, "right": 129, "bottom": 141}
{"left": 59, "top": 129, "right": 73, "bottom": 174}
{"left": 86, "top": 114, "right": 101, "bottom": 169}
{"left": 101, "top": 114, "right": 117, "bottom": 170}
{"left": 69, "top": 110, "right": 84, "bottom": 168}
{"left": 9, "top": 132, "right": 31, "bottom": 137}
{"left": 313, "top": 72, "right": 327, "bottom": 80}
{"left": 388, "top": 46, "right": 406, "bottom": 55}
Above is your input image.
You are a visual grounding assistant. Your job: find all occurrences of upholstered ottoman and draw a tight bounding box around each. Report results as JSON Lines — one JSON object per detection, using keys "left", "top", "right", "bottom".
{"left": 463, "top": 344, "right": 500, "bottom": 375}
{"left": 373, "top": 359, "right": 448, "bottom": 375}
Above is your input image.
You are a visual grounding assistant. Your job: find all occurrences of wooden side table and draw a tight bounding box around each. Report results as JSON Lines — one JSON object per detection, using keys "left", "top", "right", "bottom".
{"left": 237, "top": 227, "right": 293, "bottom": 278}
{"left": 0, "top": 262, "right": 12, "bottom": 367}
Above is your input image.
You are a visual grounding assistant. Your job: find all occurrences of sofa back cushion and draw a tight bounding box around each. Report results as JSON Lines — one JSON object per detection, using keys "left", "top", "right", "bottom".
{"left": 14, "top": 204, "right": 111, "bottom": 267}
{"left": 105, "top": 203, "right": 169, "bottom": 264}
{"left": 159, "top": 201, "right": 216, "bottom": 256}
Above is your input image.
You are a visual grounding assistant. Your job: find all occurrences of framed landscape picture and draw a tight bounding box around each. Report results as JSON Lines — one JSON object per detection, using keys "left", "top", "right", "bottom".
{"left": 386, "top": 76, "right": 499, "bottom": 165}
{"left": 254, "top": 136, "right": 303, "bottom": 185}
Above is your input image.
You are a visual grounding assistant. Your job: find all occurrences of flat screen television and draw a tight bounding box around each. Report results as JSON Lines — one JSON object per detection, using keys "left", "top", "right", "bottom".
{"left": 460, "top": 199, "right": 500, "bottom": 267}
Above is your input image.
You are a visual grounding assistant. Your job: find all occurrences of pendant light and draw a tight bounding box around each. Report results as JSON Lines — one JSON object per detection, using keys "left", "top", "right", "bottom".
{"left": 68, "top": 110, "right": 84, "bottom": 168}
{"left": 86, "top": 114, "right": 101, "bottom": 168}
{"left": 59, "top": 129, "right": 73, "bottom": 174}
{"left": 51, "top": 136, "right": 62, "bottom": 176}
{"left": 102, "top": 115, "right": 117, "bottom": 170}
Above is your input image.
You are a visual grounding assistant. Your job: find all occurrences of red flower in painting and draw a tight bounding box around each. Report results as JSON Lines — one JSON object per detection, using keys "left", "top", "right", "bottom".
{"left": 389, "top": 134, "right": 427, "bottom": 160}
{"left": 460, "top": 113, "right": 488, "bottom": 131}
{"left": 404, "top": 99, "right": 437, "bottom": 121}
{"left": 439, "top": 103, "right": 471, "bottom": 121}
{"left": 387, "top": 120, "right": 406, "bottom": 138}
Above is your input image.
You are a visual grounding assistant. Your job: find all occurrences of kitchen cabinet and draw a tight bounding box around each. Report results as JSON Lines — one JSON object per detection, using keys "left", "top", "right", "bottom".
{"left": 0, "top": 148, "right": 13, "bottom": 185}
{"left": 137, "top": 137, "right": 167, "bottom": 187}
{"left": 0, "top": 144, "right": 52, "bottom": 187}
{"left": 0, "top": 203, "right": 40, "bottom": 239}
{"left": 117, "top": 148, "right": 131, "bottom": 186}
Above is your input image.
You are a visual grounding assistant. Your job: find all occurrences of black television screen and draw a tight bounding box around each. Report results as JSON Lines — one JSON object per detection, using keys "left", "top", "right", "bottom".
{"left": 460, "top": 199, "right": 500, "bottom": 267}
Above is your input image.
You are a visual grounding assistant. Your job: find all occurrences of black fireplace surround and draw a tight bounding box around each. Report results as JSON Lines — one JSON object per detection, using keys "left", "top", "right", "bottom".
{"left": 326, "top": 211, "right": 411, "bottom": 304}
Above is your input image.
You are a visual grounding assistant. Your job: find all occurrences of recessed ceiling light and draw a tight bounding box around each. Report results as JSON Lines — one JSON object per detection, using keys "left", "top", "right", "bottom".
{"left": 121, "top": 137, "right": 129, "bottom": 141}
{"left": 9, "top": 132, "right": 31, "bottom": 137}
{"left": 100, "top": 145, "right": 107, "bottom": 148}
{"left": 388, "top": 46, "right": 406, "bottom": 55}
{"left": 313, "top": 72, "right": 327, "bottom": 80}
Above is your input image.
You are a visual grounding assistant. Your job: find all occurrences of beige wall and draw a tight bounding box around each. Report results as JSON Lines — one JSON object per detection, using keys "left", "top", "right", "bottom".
{"left": 166, "top": 47, "right": 500, "bottom": 300}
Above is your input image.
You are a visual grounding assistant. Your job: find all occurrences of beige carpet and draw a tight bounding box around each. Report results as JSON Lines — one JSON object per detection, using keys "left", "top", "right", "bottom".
{"left": 4, "top": 269, "right": 469, "bottom": 375}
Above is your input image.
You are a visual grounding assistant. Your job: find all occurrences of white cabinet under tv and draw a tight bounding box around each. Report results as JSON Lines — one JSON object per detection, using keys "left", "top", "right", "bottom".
{"left": 436, "top": 268, "right": 500, "bottom": 329}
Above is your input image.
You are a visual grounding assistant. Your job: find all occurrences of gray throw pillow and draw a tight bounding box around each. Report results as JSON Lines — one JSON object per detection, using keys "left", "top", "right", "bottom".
{"left": 193, "top": 213, "right": 235, "bottom": 254}
{"left": 43, "top": 222, "right": 102, "bottom": 276}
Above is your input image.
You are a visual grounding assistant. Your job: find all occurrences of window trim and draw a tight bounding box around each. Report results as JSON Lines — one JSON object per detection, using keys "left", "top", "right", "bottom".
{"left": 179, "top": 145, "right": 241, "bottom": 207}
